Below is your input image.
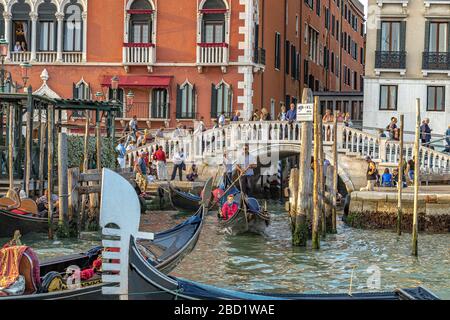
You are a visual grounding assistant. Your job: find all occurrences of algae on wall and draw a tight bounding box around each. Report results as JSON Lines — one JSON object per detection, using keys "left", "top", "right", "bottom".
{"left": 65, "top": 136, "right": 117, "bottom": 169}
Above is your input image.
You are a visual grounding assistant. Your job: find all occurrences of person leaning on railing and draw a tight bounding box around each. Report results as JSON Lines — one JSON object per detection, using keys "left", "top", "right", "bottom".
{"left": 445, "top": 125, "right": 450, "bottom": 153}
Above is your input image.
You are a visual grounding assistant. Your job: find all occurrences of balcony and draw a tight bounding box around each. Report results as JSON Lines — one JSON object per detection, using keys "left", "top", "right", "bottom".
{"left": 123, "top": 43, "right": 155, "bottom": 71}
{"left": 422, "top": 52, "right": 450, "bottom": 70}
{"left": 254, "top": 47, "right": 266, "bottom": 65}
{"left": 10, "top": 52, "right": 31, "bottom": 63}
{"left": 197, "top": 43, "right": 229, "bottom": 72}
{"left": 63, "top": 52, "right": 83, "bottom": 63}
{"left": 375, "top": 51, "right": 406, "bottom": 75}
{"left": 36, "top": 52, "right": 57, "bottom": 63}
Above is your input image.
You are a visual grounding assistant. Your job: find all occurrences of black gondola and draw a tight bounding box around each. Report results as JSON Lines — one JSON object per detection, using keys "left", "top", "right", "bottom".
{"left": 0, "top": 205, "right": 206, "bottom": 300}
{"left": 125, "top": 235, "right": 440, "bottom": 300}
{"left": 167, "top": 183, "right": 202, "bottom": 214}
{"left": 217, "top": 175, "right": 270, "bottom": 235}
{"left": 0, "top": 209, "right": 57, "bottom": 238}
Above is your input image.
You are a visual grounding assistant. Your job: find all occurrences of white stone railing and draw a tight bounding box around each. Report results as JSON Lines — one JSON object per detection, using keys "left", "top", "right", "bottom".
{"left": 62, "top": 52, "right": 83, "bottom": 63}
{"left": 123, "top": 44, "right": 155, "bottom": 65}
{"left": 197, "top": 43, "right": 228, "bottom": 65}
{"left": 36, "top": 52, "right": 57, "bottom": 63}
{"left": 125, "top": 121, "right": 450, "bottom": 172}
{"left": 10, "top": 51, "right": 31, "bottom": 63}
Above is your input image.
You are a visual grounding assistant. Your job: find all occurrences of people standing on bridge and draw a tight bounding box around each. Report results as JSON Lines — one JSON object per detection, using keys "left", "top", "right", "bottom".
{"left": 420, "top": 118, "right": 433, "bottom": 148}
{"left": 360, "top": 156, "right": 378, "bottom": 191}
{"left": 260, "top": 108, "right": 271, "bottom": 121}
{"left": 231, "top": 111, "right": 240, "bottom": 122}
{"left": 386, "top": 117, "right": 398, "bottom": 141}
{"left": 445, "top": 125, "right": 450, "bottom": 153}
{"left": 407, "top": 156, "right": 415, "bottom": 183}
{"left": 126, "top": 140, "right": 136, "bottom": 152}
{"left": 278, "top": 106, "right": 287, "bottom": 121}
{"left": 134, "top": 152, "right": 148, "bottom": 191}
{"left": 381, "top": 168, "right": 393, "bottom": 187}
{"left": 286, "top": 103, "right": 297, "bottom": 123}
{"left": 236, "top": 145, "right": 257, "bottom": 195}
{"left": 153, "top": 146, "right": 168, "bottom": 181}
{"left": 116, "top": 138, "right": 127, "bottom": 169}
{"left": 344, "top": 112, "right": 353, "bottom": 127}
{"left": 129, "top": 115, "right": 138, "bottom": 141}
{"left": 172, "top": 125, "right": 184, "bottom": 139}
{"left": 322, "top": 109, "right": 334, "bottom": 122}
{"left": 218, "top": 112, "right": 226, "bottom": 127}
{"left": 171, "top": 148, "right": 185, "bottom": 181}
{"left": 336, "top": 111, "right": 345, "bottom": 122}
{"left": 251, "top": 109, "right": 260, "bottom": 121}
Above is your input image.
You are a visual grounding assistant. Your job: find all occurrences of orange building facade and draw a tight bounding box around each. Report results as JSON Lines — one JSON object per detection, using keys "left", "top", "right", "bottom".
{"left": 0, "top": 0, "right": 365, "bottom": 130}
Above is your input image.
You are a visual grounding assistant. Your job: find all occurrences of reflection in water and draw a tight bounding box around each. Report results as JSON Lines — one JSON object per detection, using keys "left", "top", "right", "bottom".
{"left": 3, "top": 201, "right": 449, "bottom": 299}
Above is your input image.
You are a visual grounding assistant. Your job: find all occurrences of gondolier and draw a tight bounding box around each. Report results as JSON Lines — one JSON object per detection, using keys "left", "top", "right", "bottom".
{"left": 236, "top": 145, "right": 257, "bottom": 196}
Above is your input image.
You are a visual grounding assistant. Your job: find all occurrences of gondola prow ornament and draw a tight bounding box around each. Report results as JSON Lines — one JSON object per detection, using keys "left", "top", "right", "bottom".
{"left": 99, "top": 169, "right": 154, "bottom": 300}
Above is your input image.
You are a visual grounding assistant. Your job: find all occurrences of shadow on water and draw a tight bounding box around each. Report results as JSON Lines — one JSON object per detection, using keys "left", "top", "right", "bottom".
{"left": 3, "top": 200, "right": 449, "bottom": 298}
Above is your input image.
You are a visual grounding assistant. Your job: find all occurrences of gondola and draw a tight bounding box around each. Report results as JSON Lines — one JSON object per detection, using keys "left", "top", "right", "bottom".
{"left": 0, "top": 173, "right": 212, "bottom": 300}
{"left": 217, "top": 175, "right": 270, "bottom": 235}
{"left": 0, "top": 209, "right": 58, "bottom": 238}
{"left": 124, "top": 234, "right": 440, "bottom": 300}
{"left": 167, "top": 183, "right": 202, "bottom": 214}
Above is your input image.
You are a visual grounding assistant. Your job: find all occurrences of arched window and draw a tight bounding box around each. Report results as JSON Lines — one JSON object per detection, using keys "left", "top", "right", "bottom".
{"left": 128, "top": 0, "right": 153, "bottom": 44}
{"left": 176, "top": 82, "right": 196, "bottom": 119}
{"left": 211, "top": 81, "right": 232, "bottom": 118}
{"left": 63, "top": 0, "right": 83, "bottom": 52}
{"left": 37, "top": 0, "right": 57, "bottom": 51}
{"left": 201, "top": 0, "right": 226, "bottom": 44}
{"left": 72, "top": 79, "right": 90, "bottom": 117}
{"left": 11, "top": 0, "right": 31, "bottom": 52}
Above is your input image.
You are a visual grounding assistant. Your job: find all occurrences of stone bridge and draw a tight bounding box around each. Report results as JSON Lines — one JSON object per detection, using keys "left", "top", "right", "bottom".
{"left": 126, "top": 121, "right": 450, "bottom": 192}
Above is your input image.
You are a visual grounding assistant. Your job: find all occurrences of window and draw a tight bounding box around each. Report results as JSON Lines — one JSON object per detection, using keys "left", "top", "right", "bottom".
{"left": 305, "top": 0, "right": 314, "bottom": 10}
{"left": 353, "top": 71, "right": 358, "bottom": 90}
{"left": 275, "top": 32, "right": 281, "bottom": 69}
{"left": 295, "top": 15, "right": 299, "bottom": 37}
{"left": 295, "top": 52, "right": 300, "bottom": 80}
{"left": 304, "top": 59, "right": 309, "bottom": 84}
{"left": 39, "top": 21, "right": 56, "bottom": 51}
{"left": 360, "top": 47, "right": 364, "bottom": 64}
{"left": 331, "top": 52, "right": 334, "bottom": 73}
{"left": 336, "top": 21, "right": 339, "bottom": 41}
{"left": 308, "top": 26, "right": 319, "bottom": 63}
{"left": 132, "top": 21, "right": 151, "bottom": 43}
{"left": 336, "top": 56, "right": 339, "bottom": 76}
{"left": 427, "top": 86, "right": 445, "bottom": 111}
{"left": 379, "top": 85, "right": 398, "bottom": 110}
{"left": 129, "top": 0, "right": 153, "bottom": 44}
{"left": 325, "top": 8, "right": 329, "bottom": 29}
{"left": 177, "top": 83, "right": 196, "bottom": 118}
{"left": 332, "top": 15, "right": 335, "bottom": 37}
{"left": 203, "top": 21, "right": 225, "bottom": 43}
{"left": 285, "top": 40, "right": 290, "bottom": 74}
{"left": 361, "top": 23, "right": 364, "bottom": 36}
{"left": 347, "top": 34, "right": 351, "bottom": 53}
{"left": 381, "top": 21, "right": 401, "bottom": 51}
{"left": 63, "top": 3, "right": 82, "bottom": 51}
{"left": 316, "top": 0, "right": 320, "bottom": 16}
{"left": 151, "top": 89, "right": 169, "bottom": 119}
{"left": 72, "top": 81, "right": 90, "bottom": 117}
{"left": 343, "top": 65, "right": 347, "bottom": 84}
{"left": 212, "top": 82, "right": 232, "bottom": 118}
{"left": 428, "top": 22, "right": 448, "bottom": 53}
{"left": 304, "top": 24, "right": 308, "bottom": 44}
{"left": 291, "top": 44, "right": 296, "bottom": 77}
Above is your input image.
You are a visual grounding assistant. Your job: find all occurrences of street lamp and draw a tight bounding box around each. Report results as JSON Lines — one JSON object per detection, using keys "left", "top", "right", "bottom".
{"left": 0, "top": 38, "right": 9, "bottom": 92}
{"left": 20, "top": 61, "right": 32, "bottom": 89}
{"left": 111, "top": 75, "right": 119, "bottom": 102}
{"left": 95, "top": 91, "right": 103, "bottom": 101}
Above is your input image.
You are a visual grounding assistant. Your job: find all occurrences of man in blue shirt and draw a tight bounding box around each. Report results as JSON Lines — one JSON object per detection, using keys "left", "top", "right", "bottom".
{"left": 116, "top": 138, "right": 126, "bottom": 169}
{"left": 286, "top": 103, "right": 297, "bottom": 122}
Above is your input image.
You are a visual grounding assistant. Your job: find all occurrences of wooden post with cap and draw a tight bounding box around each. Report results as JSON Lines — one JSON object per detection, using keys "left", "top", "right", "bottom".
{"left": 312, "top": 96, "right": 321, "bottom": 250}
{"left": 397, "top": 114, "right": 404, "bottom": 235}
{"left": 412, "top": 99, "right": 421, "bottom": 256}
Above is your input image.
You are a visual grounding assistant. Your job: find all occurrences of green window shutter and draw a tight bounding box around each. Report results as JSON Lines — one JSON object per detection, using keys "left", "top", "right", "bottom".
{"left": 228, "top": 85, "right": 233, "bottom": 114}
{"left": 447, "top": 23, "right": 450, "bottom": 53}
{"left": 424, "top": 21, "right": 430, "bottom": 52}
{"left": 211, "top": 84, "right": 218, "bottom": 118}
{"left": 192, "top": 85, "right": 196, "bottom": 116}
{"left": 400, "top": 21, "right": 406, "bottom": 52}
{"left": 176, "top": 84, "right": 182, "bottom": 117}
{"left": 73, "top": 83, "right": 78, "bottom": 99}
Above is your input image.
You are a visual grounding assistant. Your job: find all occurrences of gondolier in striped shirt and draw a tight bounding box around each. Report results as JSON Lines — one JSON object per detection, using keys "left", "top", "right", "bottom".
{"left": 236, "top": 145, "right": 257, "bottom": 196}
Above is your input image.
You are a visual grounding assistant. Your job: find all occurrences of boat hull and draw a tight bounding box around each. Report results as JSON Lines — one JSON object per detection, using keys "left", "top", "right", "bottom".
{"left": 0, "top": 209, "right": 56, "bottom": 238}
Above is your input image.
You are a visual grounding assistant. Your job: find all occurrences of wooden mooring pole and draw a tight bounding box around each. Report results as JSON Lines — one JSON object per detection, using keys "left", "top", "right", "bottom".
{"left": 25, "top": 87, "right": 33, "bottom": 197}
{"left": 8, "top": 104, "right": 14, "bottom": 190}
{"left": 312, "top": 96, "right": 320, "bottom": 250}
{"left": 331, "top": 115, "right": 338, "bottom": 233}
{"left": 58, "top": 132, "right": 69, "bottom": 227}
{"left": 293, "top": 88, "right": 313, "bottom": 247}
{"left": 39, "top": 122, "right": 47, "bottom": 196}
{"left": 47, "top": 105, "right": 54, "bottom": 240}
{"left": 318, "top": 114, "right": 326, "bottom": 237}
{"left": 412, "top": 99, "right": 421, "bottom": 256}
{"left": 397, "top": 114, "right": 404, "bottom": 236}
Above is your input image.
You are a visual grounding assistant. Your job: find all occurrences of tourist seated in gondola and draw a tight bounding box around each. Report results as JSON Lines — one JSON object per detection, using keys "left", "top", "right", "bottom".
{"left": 220, "top": 194, "right": 238, "bottom": 221}
{"left": 36, "top": 190, "right": 59, "bottom": 218}
{"left": 186, "top": 164, "right": 198, "bottom": 182}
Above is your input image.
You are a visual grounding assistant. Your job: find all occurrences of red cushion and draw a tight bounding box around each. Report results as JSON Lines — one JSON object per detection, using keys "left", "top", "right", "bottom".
{"left": 10, "top": 209, "right": 29, "bottom": 216}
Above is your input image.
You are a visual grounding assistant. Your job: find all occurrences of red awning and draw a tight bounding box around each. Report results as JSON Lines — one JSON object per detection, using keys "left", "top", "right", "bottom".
{"left": 102, "top": 76, "right": 171, "bottom": 88}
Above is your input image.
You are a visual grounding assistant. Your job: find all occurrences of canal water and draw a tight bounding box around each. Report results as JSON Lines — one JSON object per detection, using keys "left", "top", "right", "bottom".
{"left": 2, "top": 201, "right": 449, "bottom": 299}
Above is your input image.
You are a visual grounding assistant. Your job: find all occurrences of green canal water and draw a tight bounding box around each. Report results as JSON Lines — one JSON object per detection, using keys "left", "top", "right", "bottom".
{"left": 2, "top": 201, "right": 449, "bottom": 299}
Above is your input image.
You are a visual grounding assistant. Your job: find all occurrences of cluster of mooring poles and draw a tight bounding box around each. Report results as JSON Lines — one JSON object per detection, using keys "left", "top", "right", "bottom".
{"left": 0, "top": 89, "right": 121, "bottom": 239}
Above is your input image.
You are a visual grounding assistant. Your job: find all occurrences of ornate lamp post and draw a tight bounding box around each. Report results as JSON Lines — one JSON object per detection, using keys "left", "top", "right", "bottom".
{"left": 20, "top": 61, "right": 32, "bottom": 90}
{"left": 126, "top": 90, "right": 134, "bottom": 113}
{"left": 0, "top": 38, "right": 9, "bottom": 92}
{"left": 111, "top": 75, "right": 119, "bottom": 102}
{"left": 95, "top": 91, "right": 103, "bottom": 101}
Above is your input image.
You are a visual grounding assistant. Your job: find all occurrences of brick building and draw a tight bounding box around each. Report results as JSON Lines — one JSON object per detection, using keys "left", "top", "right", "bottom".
{"left": 0, "top": 0, "right": 365, "bottom": 131}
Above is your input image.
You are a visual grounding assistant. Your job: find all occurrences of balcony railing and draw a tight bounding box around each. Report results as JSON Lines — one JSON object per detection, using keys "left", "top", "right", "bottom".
{"left": 176, "top": 112, "right": 197, "bottom": 119}
{"left": 63, "top": 52, "right": 83, "bottom": 63}
{"left": 422, "top": 52, "right": 450, "bottom": 70}
{"left": 123, "top": 43, "right": 155, "bottom": 65}
{"left": 197, "top": 43, "right": 229, "bottom": 65}
{"left": 211, "top": 111, "right": 234, "bottom": 119}
{"left": 10, "top": 51, "right": 31, "bottom": 63}
{"left": 254, "top": 47, "right": 266, "bottom": 65}
{"left": 151, "top": 103, "right": 169, "bottom": 119}
{"left": 375, "top": 51, "right": 406, "bottom": 69}
{"left": 36, "top": 52, "right": 57, "bottom": 63}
